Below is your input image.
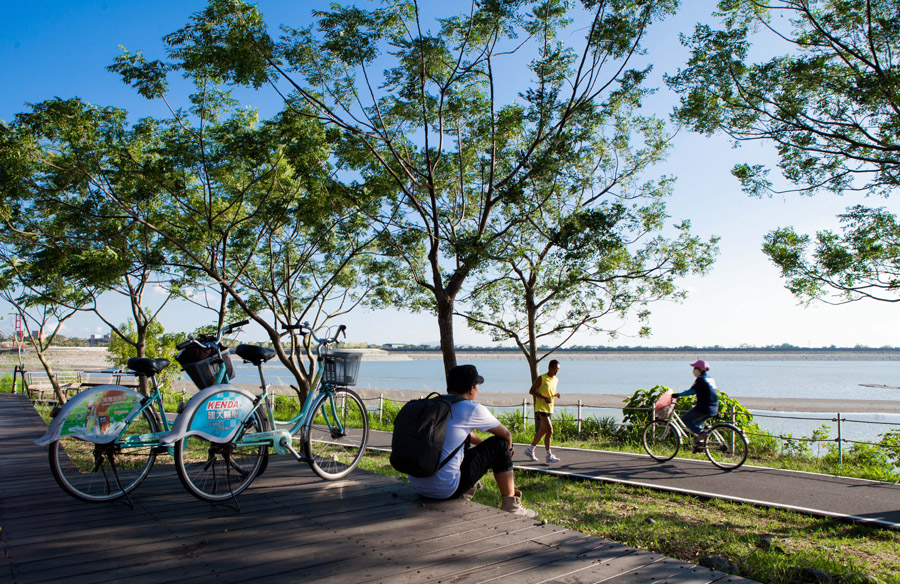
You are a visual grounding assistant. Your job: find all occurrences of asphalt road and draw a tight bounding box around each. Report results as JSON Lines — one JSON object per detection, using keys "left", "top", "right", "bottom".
{"left": 367, "top": 430, "right": 900, "bottom": 529}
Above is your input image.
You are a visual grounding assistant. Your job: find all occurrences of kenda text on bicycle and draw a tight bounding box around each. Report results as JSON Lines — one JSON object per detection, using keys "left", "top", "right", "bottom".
{"left": 673, "top": 359, "right": 719, "bottom": 446}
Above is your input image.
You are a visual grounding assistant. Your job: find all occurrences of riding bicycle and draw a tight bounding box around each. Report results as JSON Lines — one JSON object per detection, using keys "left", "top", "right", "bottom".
{"left": 642, "top": 391, "right": 748, "bottom": 470}
{"left": 164, "top": 320, "right": 369, "bottom": 506}
{"left": 35, "top": 354, "right": 176, "bottom": 503}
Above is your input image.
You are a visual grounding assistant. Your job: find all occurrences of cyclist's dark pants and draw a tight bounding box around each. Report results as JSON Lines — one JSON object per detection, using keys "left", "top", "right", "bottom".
{"left": 449, "top": 436, "right": 513, "bottom": 499}
{"left": 682, "top": 406, "right": 717, "bottom": 435}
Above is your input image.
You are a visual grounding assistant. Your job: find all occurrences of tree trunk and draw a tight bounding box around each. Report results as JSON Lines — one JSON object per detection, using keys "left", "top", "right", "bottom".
{"left": 526, "top": 286, "right": 539, "bottom": 382}
{"left": 436, "top": 294, "right": 457, "bottom": 376}
{"left": 34, "top": 348, "right": 66, "bottom": 404}
{"left": 135, "top": 323, "right": 149, "bottom": 395}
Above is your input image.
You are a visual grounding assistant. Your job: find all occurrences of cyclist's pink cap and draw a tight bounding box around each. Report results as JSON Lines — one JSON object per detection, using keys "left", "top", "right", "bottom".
{"left": 689, "top": 360, "right": 709, "bottom": 371}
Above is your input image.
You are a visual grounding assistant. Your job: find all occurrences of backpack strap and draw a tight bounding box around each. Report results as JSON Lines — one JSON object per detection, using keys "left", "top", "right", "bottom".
{"left": 435, "top": 393, "right": 469, "bottom": 471}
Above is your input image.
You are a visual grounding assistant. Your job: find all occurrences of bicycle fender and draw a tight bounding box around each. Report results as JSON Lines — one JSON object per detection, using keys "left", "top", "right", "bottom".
{"left": 34, "top": 386, "right": 145, "bottom": 446}
{"left": 161, "top": 384, "right": 259, "bottom": 446}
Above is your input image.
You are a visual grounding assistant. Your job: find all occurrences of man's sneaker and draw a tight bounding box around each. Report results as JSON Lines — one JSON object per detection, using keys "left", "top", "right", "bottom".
{"left": 546, "top": 452, "right": 560, "bottom": 463}
{"left": 523, "top": 446, "right": 538, "bottom": 461}
{"left": 500, "top": 494, "right": 538, "bottom": 518}
{"left": 461, "top": 481, "right": 484, "bottom": 501}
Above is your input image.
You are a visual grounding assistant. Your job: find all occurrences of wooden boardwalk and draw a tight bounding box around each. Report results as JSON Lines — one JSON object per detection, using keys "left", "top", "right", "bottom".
{"left": 0, "top": 395, "right": 752, "bottom": 584}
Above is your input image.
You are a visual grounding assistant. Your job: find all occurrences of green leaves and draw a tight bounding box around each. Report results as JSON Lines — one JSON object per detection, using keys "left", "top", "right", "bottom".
{"left": 668, "top": 0, "right": 900, "bottom": 198}
{"left": 763, "top": 205, "right": 900, "bottom": 304}
{"left": 163, "top": 0, "right": 276, "bottom": 89}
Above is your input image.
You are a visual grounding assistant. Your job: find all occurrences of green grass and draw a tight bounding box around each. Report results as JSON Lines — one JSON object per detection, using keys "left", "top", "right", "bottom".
{"left": 358, "top": 450, "right": 899, "bottom": 584}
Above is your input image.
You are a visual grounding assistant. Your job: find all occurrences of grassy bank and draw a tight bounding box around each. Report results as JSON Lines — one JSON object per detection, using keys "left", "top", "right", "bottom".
{"left": 358, "top": 451, "right": 897, "bottom": 584}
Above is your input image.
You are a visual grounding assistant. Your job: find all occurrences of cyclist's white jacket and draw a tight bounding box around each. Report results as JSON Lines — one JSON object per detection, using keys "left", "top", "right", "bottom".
{"left": 408, "top": 399, "right": 499, "bottom": 499}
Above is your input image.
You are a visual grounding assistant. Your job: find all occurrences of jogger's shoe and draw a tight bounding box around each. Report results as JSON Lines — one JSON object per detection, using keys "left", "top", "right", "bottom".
{"left": 546, "top": 452, "right": 560, "bottom": 463}
{"left": 523, "top": 446, "right": 538, "bottom": 461}
{"left": 500, "top": 493, "right": 538, "bottom": 518}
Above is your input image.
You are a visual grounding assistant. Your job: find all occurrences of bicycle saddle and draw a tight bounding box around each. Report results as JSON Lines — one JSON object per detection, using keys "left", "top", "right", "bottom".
{"left": 236, "top": 344, "right": 277, "bottom": 366}
{"left": 127, "top": 357, "right": 171, "bottom": 376}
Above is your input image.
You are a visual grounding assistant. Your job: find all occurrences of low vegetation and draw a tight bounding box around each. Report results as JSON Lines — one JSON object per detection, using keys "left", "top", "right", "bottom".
{"left": 367, "top": 386, "right": 900, "bottom": 483}
{"left": 359, "top": 450, "right": 899, "bottom": 584}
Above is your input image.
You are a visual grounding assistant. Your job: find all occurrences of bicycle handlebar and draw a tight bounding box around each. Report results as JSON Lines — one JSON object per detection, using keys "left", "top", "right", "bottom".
{"left": 282, "top": 321, "right": 347, "bottom": 348}
{"left": 176, "top": 319, "right": 249, "bottom": 350}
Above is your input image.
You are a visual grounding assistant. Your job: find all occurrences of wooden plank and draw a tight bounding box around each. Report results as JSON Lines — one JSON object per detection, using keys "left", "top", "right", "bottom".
{"left": 0, "top": 394, "right": 753, "bottom": 584}
{"left": 409, "top": 540, "right": 637, "bottom": 584}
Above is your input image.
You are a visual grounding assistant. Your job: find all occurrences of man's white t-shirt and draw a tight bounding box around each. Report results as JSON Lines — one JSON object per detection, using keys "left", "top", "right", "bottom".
{"left": 408, "top": 398, "right": 500, "bottom": 499}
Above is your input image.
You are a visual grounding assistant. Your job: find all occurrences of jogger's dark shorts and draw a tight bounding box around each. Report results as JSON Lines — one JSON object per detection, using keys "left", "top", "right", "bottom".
{"left": 450, "top": 436, "right": 513, "bottom": 499}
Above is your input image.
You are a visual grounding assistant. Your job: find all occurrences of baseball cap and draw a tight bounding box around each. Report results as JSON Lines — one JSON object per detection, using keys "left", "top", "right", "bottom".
{"left": 689, "top": 360, "right": 709, "bottom": 371}
{"left": 447, "top": 364, "right": 485, "bottom": 393}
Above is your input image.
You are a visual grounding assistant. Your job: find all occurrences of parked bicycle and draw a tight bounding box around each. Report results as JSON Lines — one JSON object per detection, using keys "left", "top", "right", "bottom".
{"left": 164, "top": 321, "right": 369, "bottom": 506}
{"left": 35, "top": 355, "right": 176, "bottom": 503}
{"left": 642, "top": 396, "right": 748, "bottom": 470}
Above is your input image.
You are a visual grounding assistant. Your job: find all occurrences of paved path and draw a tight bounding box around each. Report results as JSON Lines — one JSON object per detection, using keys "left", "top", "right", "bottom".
{"left": 367, "top": 430, "right": 900, "bottom": 529}
{"left": 0, "top": 395, "right": 751, "bottom": 584}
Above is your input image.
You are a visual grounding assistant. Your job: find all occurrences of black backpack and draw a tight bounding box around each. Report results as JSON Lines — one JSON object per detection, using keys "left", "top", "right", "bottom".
{"left": 390, "top": 392, "right": 468, "bottom": 478}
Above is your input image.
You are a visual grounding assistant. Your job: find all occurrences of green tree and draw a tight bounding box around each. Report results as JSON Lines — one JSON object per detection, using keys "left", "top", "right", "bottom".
{"left": 156, "top": 0, "right": 682, "bottom": 373}
{"left": 2, "top": 87, "right": 382, "bottom": 402}
{"left": 107, "top": 319, "right": 184, "bottom": 391}
{"left": 0, "top": 256, "right": 91, "bottom": 404}
{"left": 459, "top": 112, "right": 718, "bottom": 380}
{"left": 666, "top": 0, "right": 900, "bottom": 304}
{"left": 763, "top": 205, "right": 900, "bottom": 304}
{"left": 1, "top": 98, "right": 185, "bottom": 393}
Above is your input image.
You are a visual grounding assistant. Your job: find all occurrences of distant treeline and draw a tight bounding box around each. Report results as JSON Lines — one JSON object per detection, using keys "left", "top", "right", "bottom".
{"left": 379, "top": 344, "right": 899, "bottom": 352}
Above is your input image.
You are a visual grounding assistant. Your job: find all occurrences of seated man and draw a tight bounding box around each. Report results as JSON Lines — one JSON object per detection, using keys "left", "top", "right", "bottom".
{"left": 407, "top": 364, "right": 537, "bottom": 518}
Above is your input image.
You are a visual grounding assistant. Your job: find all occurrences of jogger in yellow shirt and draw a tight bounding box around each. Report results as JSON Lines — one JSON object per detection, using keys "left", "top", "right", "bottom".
{"left": 524, "top": 360, "right": 561, "bottom": 463}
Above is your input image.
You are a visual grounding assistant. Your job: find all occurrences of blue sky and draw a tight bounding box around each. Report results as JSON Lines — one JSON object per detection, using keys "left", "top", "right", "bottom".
{"left": 1, "top": 1, "right": 896, "bottom": 348}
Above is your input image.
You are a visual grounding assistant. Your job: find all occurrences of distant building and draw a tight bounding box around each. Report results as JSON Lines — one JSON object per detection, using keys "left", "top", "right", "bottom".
{"left": 89, "top": 333, "right": 111, "bottom": 347}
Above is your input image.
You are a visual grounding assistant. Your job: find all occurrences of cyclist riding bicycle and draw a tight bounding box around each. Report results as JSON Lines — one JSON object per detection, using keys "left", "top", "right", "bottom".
{"left": 673, "top": 359, "right": 719, "bottom": 449}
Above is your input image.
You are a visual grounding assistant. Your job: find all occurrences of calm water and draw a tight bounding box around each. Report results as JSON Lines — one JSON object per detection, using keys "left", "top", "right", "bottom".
{"left": 230, "top": 357, "right": 900, "bottom": 443}
{"left": 232, "top": 358, "right": 900, "bottom": 402}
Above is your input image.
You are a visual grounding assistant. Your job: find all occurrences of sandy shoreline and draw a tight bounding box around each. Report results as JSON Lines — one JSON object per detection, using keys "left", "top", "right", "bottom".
{"left": 4, "top": 347, "right": 900, "bottom": 413}
{"left": 346, "top": 389, "right": 900, "bottom": 414}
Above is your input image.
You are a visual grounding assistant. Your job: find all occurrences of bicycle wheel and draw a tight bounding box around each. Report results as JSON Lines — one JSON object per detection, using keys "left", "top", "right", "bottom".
{"left": 304, "top": 388, "right": 368, "bottom": 480}
{"left": 49, "top": 408, "right": 159, "bottom": 502}
{"left": 704, "top": 423, "right": 748, "bottom": 470}
{"left": 174, "top": 409, "right": 269, "bottom": 502}
{"left": 642, "top": 419, "right": 680, "bottom": 462}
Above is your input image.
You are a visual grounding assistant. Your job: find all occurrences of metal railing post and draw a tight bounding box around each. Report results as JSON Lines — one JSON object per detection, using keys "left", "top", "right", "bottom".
{"left": 836, "top": 412, "right": 843, "bottom": 467}
{"left": 577, "top": 400, "right": 583, "bottom": 438}
{"left": 522, "top": 399, "right": 527, "bottom": 430}
{"left": 379, "top": 393, "right": 383, "bottom": 424}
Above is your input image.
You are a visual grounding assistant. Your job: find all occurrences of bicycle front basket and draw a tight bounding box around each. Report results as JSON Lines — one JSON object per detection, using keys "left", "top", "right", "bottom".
{"left": 323, "top": 351, "right": 361, "bottom": 386}
{"left": 180, "top": 352, "right": 235, "bottom": 390}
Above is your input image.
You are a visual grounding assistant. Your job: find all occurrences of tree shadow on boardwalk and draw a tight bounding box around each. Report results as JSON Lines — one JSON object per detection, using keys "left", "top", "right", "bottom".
{"left": 0, "top": 394, "right": 750, "bottom": 584}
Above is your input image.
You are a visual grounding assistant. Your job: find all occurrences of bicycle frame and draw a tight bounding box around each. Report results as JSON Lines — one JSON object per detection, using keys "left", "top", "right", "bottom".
{"left": 117, "top": 375, "right": 173, "bottom": 448}
{"left": 236, "top": 330, "right": 349, "bottom": 459}
{"left": 656, "top": 408, "right": 694, "bottom": 441}
{"left": 163, "top": 322, "right": 349, "bottom": 459}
